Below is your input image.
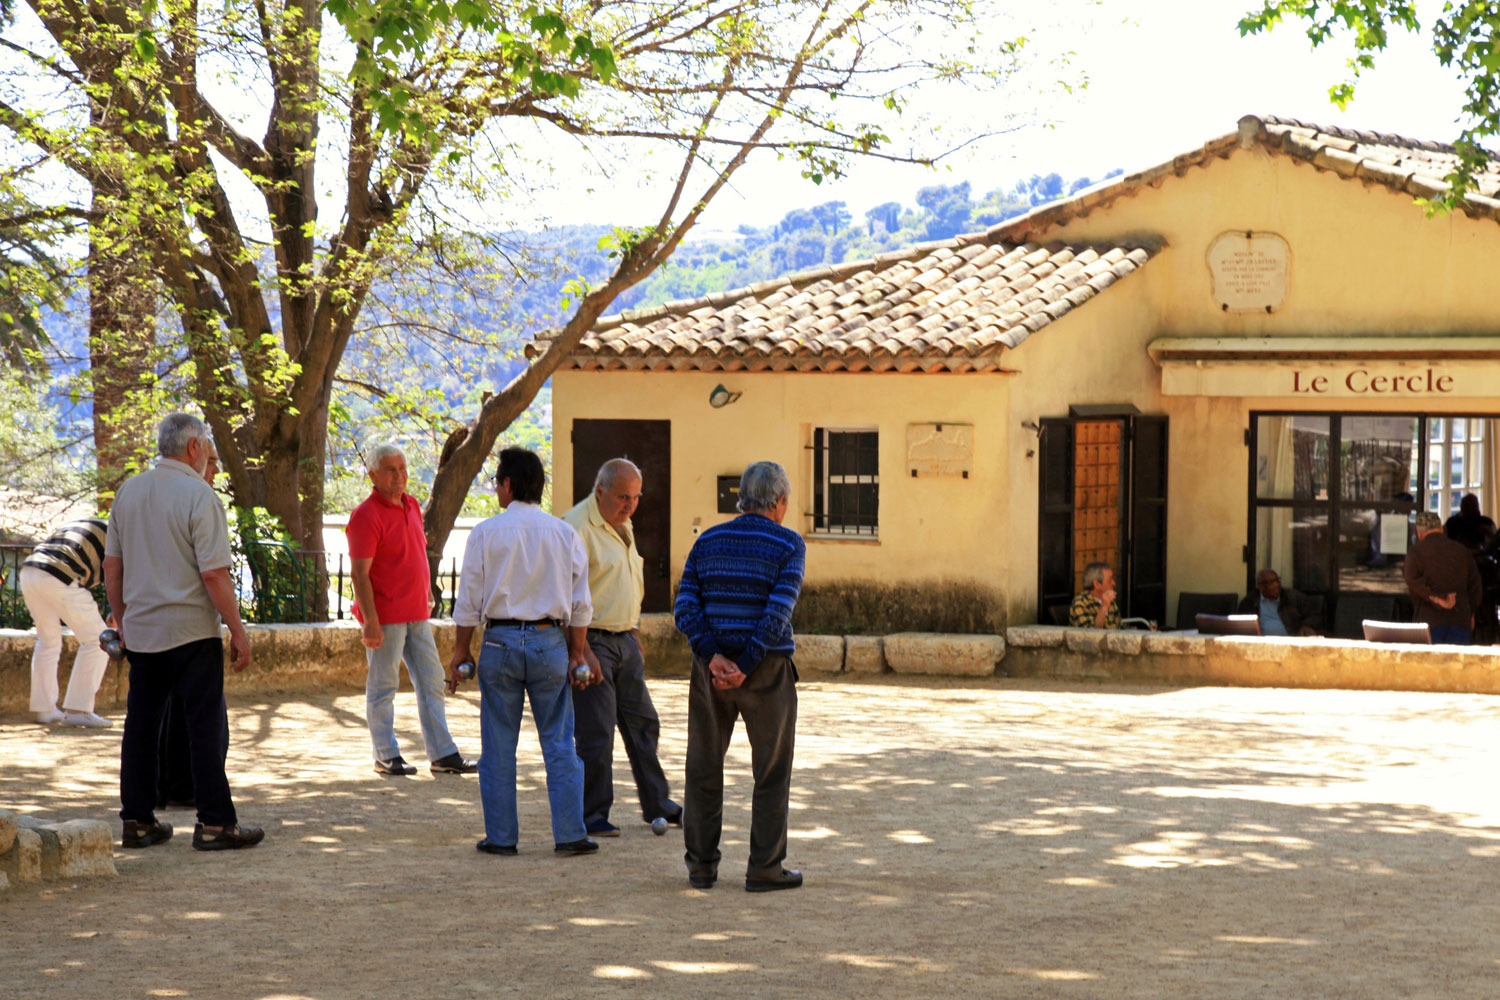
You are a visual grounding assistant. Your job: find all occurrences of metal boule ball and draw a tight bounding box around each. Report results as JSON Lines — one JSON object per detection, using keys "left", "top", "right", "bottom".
{"left": 651, "top": 817, "right": 669, "bottom": 836}
{"left": 572, "top": 664, "right": 591, "bottom": 684}
{"left": 456, "top": 660, "right": 476, "bottom": 680}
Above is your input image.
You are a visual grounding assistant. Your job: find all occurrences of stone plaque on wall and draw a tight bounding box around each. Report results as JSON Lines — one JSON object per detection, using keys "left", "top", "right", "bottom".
{"left": 906, "top": 423, "right": 973, "bottom": 478}
{"left": 1206, "top": 231, "right": 1290, "bottom": 313}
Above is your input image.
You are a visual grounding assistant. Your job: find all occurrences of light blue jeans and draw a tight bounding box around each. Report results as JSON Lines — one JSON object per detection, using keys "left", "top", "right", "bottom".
{"left": 476, "top": 624, "right": 586, "bottom": 847}
{"left": 365, "top": 620, "right": 459, "bottom": 763}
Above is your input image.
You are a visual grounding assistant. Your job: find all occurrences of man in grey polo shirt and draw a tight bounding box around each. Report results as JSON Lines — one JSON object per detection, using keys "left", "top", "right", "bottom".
{"left": 105, "top": 412, "right": 264, "bottom": 852}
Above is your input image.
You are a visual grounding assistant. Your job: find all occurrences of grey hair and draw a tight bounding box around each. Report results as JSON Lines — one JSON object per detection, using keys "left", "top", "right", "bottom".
{"left": 594, "top": 457, "right": 641, "bottom": 491}
{"left": 736, "top": 460, "right": 790, "bottom": 514}
{"left": 1081, "top": 562, "right": 1112, "bottom": 590}
{"left": 157, "top": 412, "right": 210, "bottom": 458}
{"left": 365, "top": 442, "right": 405, "bottom": 472}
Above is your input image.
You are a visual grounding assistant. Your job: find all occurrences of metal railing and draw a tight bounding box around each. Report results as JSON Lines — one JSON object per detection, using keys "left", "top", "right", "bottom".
{"left": 266, "top": 550, "right": 461, "bottom": 623}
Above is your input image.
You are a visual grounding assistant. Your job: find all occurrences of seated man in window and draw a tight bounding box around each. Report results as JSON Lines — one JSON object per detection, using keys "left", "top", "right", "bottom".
{"left": 1069, "top": 562, "right": 1121, "bottom": 629}
{"left": 1236, "top": 568, "right": 1320, "bottom": 637}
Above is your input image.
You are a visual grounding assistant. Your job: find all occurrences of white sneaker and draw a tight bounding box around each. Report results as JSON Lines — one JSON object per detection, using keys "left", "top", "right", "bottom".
{"left": 60, "top": 710, "right": 113, "bottom": 729}
{"left": 35, "top": 708, "right": 65, "bottom": 725}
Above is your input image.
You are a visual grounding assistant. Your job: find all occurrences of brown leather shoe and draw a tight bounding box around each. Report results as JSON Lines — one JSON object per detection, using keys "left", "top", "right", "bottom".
{"left": 122, "top": 819, "right": 173, "bottom": 849}
{"left": 745, "top": 868, "right": 802, "bottom": 893}
{"left": 191, "top": 823, "right": 265, "bottom": 851}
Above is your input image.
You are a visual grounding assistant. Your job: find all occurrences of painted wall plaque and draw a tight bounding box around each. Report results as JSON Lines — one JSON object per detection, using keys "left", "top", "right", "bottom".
{"left": 906, "top": 423, "right": 973, "bottom": 478}
{"left": 1206, "top": 231, "right": 1290, "bottom": 313}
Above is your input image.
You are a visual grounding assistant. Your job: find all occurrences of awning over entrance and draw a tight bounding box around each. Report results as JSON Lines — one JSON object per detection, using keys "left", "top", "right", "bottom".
{"left": 1147, "top": 336, "right": 1500, "bottom": 398}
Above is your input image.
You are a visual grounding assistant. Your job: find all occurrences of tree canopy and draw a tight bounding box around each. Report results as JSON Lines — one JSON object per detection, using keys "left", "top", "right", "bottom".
{"left": 1240, "top": 1, "right": 1499, "bottom": 208}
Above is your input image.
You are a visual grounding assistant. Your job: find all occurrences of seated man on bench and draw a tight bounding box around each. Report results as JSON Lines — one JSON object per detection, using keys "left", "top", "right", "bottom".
{"left": 1236, "top": 568, "right": 1320, "bottom": 637}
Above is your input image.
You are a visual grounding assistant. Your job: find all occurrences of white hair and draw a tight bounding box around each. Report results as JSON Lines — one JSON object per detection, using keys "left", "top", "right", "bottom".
{"left": 594, "top": 458, "right": 642, "bottom": 491}
{"left": 736, "top": 461, "right": 790, "bottom": 514}
{"left": 365, "top": 442, "right": 405, "bottom": 472}
{"left": 157, "top": 413, "right": 210, "bottom": 458}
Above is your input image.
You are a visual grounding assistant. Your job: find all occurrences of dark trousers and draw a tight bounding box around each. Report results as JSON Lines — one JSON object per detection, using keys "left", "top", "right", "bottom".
{"left": 683, "top": 653, "right": 797, "bottom": 879}
{"left": 156, "top": 693, "right": 229, "bottom": 808}
{"left": 572, "top": 631, "right": 678, "bottom": 828}
{"left": 119, "top": 637, "right": 238, "bottom": 828}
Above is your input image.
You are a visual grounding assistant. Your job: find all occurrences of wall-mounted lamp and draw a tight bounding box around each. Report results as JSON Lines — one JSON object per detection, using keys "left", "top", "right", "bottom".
{"left": 709, "top": 384, "right": 742, "bottom": 408}
{"left": 1020, "top": 419, "right": 1044, "bottom": 459}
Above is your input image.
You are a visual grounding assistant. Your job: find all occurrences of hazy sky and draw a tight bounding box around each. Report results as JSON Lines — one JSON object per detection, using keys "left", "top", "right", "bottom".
{"left": 525, "top": 0, "right": 1472, "bottom": 233}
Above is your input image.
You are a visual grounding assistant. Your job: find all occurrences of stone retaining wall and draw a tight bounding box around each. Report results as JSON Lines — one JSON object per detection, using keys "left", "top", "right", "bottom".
{"left": 1004, "top": 625, "right": 1500, "bottom": 694}
{"left": 7, "top": 617, "right": 1500, "bottom": 714}
{"left": 0, "top": 809, "right": 116, "bottom": 891}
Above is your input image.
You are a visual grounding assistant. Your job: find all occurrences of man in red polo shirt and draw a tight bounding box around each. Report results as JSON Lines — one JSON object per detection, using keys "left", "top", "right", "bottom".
{"left": 348, "top": 444, "right": 475, "bottom": 776}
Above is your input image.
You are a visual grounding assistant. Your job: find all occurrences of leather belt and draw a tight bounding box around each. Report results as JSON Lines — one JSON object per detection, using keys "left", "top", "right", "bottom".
{"left": 486, "top": 618, "right": 559, "bottom": 629}
{"left": 588, "top": 627, "right": 633, "bottom": 636}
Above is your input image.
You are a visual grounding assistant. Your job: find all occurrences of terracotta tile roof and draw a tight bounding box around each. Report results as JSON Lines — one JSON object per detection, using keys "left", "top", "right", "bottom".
{"left": 990, "top": 114, "right": 1500, "bottom": 241}
{"left": 530, "top": 114, "right": 1496, "bottom": 373}
{"left": 528, "top": 239, "right": 1158, "bottom": 373}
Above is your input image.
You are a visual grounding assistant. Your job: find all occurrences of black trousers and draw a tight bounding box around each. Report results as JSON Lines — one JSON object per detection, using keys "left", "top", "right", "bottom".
{"left": 156, "top": 693, "right": 229, "bottom": 808}
{"left": 119, "top": 637, "right": 238, "bottom": 828}
{"left": 683, "top": 653, "right": 797, "bottom": 879}
{"left": 572, "top": 630, "right": 678, "bottom": 829}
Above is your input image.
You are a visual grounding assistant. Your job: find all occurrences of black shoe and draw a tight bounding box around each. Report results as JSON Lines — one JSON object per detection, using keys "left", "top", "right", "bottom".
{"left": 476, "top": 838, "right": 517, "bottom": 856}
{"left": 689, "top": 872, "right": 717, "bottom": 890}
{"left": 373, "top": 756, "right": 417, "bottom": 776}
{"left": 586, "top": 821, "right": 621, "bottom": 838}
{"left": 554, "top": 838, "right": 599, "bottom": 856}
{"left": 430, "top": 752, "right": 478, "bottom": 775}
{"left": 121, "top": 819, "right": 173, "bottom": 849}
{"left": 191, "top": 823, "right": 265, "bottom": 851}
{"left": 746, "top": 868, "right": 803, "bottom": 893}
{"left": 664, "top": 810, "right": 683, "bottom": 828}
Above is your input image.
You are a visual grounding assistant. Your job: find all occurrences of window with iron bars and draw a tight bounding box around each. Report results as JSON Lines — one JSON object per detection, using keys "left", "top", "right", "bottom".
{"left": 811, "top": 427, "right": 879, "bottom": 536}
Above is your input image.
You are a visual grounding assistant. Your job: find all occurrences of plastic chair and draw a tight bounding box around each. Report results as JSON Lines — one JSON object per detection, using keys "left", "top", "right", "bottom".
{"left": 1361, "top": 620, "right": 1431, "bottom": 644}
{"left": 1195, "top": 613, "right": 1262, "bottom": 636}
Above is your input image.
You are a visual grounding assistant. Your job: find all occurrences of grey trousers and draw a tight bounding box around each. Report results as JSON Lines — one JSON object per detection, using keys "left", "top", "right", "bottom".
{"left": 572, "top": 630, "right": 678, "bottom": 829}
{"left": 683, "top": 653, "right": 797, "bottom": 878}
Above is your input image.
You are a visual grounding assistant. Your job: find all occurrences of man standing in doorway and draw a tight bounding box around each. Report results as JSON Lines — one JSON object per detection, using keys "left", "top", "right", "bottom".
{"left": 447, "top": 447, "right": 599, "bottom": 856}
{"left": 1405, "top": 510, "right": 1483, "bottom": 644}
{"left": 563, "top": 458, "right": 680, "bottom": 838}
{"left": 1069, "top": 562, "right": 1122, "bottom": 629}
{"left": 675, "top": 460, "right": 805, "bottom": 893}
{"left": 348, "top": 443, "right": 475, "bottom": 776}
{"left": 106, "top": 412, "right": 263, "bottom": 851}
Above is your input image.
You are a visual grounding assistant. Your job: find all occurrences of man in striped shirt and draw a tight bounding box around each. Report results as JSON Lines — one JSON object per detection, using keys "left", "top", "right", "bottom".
{"left": 20, "top": 517, "right": 114, "bottom": 727}
{"left": 674, "top": 460, "right": 806, "bottom": 893}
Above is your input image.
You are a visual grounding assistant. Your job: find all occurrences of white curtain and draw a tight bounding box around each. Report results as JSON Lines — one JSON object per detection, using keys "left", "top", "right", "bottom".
{"left": 1256, "top": 417, "right": 1296, "bottom": 578}
{"left": 1483, "top": 419, "right": 1500, "bottom": 523}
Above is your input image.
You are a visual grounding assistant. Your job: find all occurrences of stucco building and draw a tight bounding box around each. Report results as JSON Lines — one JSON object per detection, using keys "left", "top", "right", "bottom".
{"left": 531, "top": 114, "right": 1500, "bottom": 635}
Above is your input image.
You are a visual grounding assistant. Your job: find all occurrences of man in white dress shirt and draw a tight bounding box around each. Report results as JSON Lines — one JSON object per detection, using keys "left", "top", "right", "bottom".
{"left": 447, "top": 447, "right": 601, "bottom": 856}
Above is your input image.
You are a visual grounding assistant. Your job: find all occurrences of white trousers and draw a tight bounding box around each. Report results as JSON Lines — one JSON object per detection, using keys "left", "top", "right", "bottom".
{"left": 20, "top": 566, "right": 110, "bottom": 714}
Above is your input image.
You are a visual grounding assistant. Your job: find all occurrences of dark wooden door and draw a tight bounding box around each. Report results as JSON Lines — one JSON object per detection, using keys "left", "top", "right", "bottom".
{"left": 1035, "top": 413, "right": 1169, "bottom": 625}
{"left": 571, "top": 419, "right": 672, "bottom": 612}
{"left": 1126, "top": 415, "right": 1169, "bottom": 625}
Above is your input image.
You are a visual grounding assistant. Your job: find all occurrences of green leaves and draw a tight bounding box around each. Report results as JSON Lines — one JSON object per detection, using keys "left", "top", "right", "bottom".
{"left": 1240, "top": 0, "right": 1497, "bottom": 209}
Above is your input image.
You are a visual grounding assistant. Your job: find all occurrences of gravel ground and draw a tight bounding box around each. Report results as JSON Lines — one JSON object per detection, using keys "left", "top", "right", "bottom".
{"left": 6, "top": 674, "right": 1500, "bottom": 999}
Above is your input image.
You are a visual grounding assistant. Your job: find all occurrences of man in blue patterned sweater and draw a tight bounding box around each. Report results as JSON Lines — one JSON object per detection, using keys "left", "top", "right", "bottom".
{"left": 674, "top": 460, "right": 806, "bottom": 893}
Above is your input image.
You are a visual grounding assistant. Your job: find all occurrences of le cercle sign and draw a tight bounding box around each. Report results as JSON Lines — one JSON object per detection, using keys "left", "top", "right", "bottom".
{"left": 1159, "top": 361, "right": 1483, "bottom": 398}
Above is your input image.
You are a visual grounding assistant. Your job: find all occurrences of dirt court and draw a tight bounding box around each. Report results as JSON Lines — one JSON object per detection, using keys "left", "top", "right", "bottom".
{"left": 6, "top": 674, "right": 1500, "bottom": 999}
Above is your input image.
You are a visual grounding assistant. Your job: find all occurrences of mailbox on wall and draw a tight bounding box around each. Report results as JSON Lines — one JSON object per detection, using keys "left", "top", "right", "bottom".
{"left": 716, "top": 476, "right": 740, "bottom": 514}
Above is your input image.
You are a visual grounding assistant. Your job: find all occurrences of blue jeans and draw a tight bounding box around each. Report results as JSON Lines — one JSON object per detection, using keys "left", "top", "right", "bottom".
{"left": 476, "top": 624, "right": 585, "bottom": 846}
{"left": 1431, "top": 624, "right": 1472, "bottom": 645}
{"left": 364, "top": 620, "right": 458, "bottom": 762}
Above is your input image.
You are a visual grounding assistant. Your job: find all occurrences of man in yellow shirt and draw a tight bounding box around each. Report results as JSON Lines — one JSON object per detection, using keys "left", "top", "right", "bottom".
{"left": 562, "top": 458, "right": 680, "bottom": 837}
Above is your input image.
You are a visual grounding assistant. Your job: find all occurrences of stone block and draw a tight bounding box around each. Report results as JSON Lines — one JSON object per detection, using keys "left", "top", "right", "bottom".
{"left": 1065, "top": 630, "right": 1108, "bottom": 655}
{"left": 0, "top": 808, "right": 15, "bottom": 853}
{"left": 638, "top": 613, "right": 692, "bottom": 675}
{"left": 13, "top": 814, "right": 60, "bottom": 878}
{"left": 1141, "top": 631, "right": 1209, "bottom": 656}
{"left": 3, "top": 828, "right": 42, "bottom": 883}
{"left": 1103, "top": 631, "right": 1144, "bottom": 655}
{"left": 1006, "top": 625, "right": 1067, "bottom": 649}
{"left": 794, "top": 634, "right": 844, "bottom": 673}
{"left": 884, "top": 633, "right": 1004, "bottom": 677}
{"left": 0, "top": 870, "right": 9, "bottom": 892}
{"left": 47, "top": 819, "right": 117, "bottom": 879}
{"left": 844, "top": 635, "right": 887, "bottom": 673}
